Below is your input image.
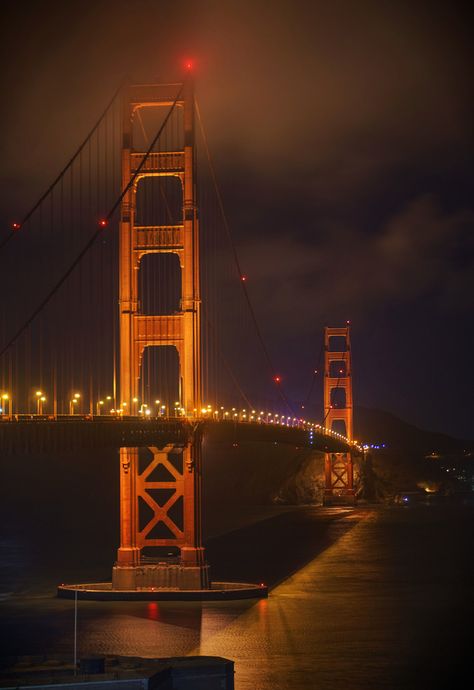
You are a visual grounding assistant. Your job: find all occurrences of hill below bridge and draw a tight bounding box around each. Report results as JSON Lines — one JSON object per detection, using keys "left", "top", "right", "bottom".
{"left": 354, "top": 406, "right": 474, "bottom": 499}
{"left": 203, "top": 409, "right": 474, "bottom": 506}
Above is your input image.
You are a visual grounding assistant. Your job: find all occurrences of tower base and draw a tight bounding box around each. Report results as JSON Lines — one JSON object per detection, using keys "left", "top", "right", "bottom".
{"left": 112, "top": 562, "right": 210, "bottom": 591}
{"left": 322, "top": 491, "right": 357, "bottom": 507}
{"left": 57, "top": 579, "right": 267, "bottom": 601}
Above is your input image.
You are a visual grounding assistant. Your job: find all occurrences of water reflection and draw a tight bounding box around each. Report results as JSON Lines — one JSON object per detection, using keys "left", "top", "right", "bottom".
{"left": 146, "top": 602, "right": 159, "bottom": 621}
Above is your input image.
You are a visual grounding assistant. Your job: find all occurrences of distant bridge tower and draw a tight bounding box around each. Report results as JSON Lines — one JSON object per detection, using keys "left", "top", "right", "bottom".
{"left": 323, "top": 325, "right": 356, "bottom": 505}
{"left": 113, "top": 79, "right": 208, "bottom": 590}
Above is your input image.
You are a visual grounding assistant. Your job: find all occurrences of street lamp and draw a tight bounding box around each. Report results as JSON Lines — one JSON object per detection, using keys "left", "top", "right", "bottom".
{"left": 35, "top": 391, "right": 43, "bottom": 415}
{"left": 68, "top": 392, "right": 81, "bottom": 415}
{"left": 1, "top": 393, "right": 10, "bottom": 416}
{"left": 132, "top": 397, "right": 139, "bottom": 415}
{"left": 96, "top": 400, "right": 104, "bottom": 415}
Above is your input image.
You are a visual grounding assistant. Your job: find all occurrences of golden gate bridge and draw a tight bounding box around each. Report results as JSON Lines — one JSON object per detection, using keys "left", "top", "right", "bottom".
{"left": 0, "top": 69, "right": 360, "bottom": 598}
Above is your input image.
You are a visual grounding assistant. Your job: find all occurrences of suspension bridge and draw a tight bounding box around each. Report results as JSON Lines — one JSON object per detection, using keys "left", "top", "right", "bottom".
{"left": 0, "top": 71, "right": 360, "bottom": 598}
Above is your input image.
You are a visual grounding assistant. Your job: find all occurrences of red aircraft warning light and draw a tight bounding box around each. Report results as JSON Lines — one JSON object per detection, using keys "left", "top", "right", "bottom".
{"left": 274, "top": 375, "right": 281, "bottom": 384}
{"left": 184, "top": 59, "right": 194, "bottom": 71}
{"left": 11, "top": 222, "right": 21, "bottom": 230}
{"left": 98, "top": 219, "right": 108, "bottom": 228}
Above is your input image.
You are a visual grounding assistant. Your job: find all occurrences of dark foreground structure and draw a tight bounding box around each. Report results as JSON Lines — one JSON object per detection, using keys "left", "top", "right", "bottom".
{"left": 0, "top": 655, "right": 234, "bottom": 690}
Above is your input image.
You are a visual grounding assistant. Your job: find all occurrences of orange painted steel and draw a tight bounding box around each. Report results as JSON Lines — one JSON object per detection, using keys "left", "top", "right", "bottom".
{"left": 118, "top": 81, "right": 201, "bottom": 412}
{"left": 115, "top": 80, "right": 206, "bottom": 588}
{"left": 323, "top": 326, "right": 355, "bottom": 502}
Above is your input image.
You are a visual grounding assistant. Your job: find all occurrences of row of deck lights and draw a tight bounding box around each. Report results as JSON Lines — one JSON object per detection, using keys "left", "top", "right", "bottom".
{"left": 196, "top": 405, "right": 358, "bottom": 443}
{"left": 107, "top": 399, "right": 170, "bottom": 417}
{"left": 1, "top": 391, "right": 83, "bottom": 415}
{"left": 0, "top": 392, "right": 168, "bottom": 417}
{"left": 0, "top": 391, "right": 360, "bottom": 450}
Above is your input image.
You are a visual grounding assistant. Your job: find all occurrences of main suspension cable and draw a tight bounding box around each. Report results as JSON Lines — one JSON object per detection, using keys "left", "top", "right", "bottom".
{"left": 0, "top": 80, "right": 126, "bottom": 254}
{"left": 0, "top": 81, "right": 184, "bottom": 360}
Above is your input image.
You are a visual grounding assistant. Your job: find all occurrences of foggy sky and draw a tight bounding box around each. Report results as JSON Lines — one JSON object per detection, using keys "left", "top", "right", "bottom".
{"left": 0, "top": 0, "right": 473, "bottom": 437}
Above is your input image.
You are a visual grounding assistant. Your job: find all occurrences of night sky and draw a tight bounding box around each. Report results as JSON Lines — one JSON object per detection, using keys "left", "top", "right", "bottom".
{"left": 0, "top": 0, "right": 472, "bottom": 438}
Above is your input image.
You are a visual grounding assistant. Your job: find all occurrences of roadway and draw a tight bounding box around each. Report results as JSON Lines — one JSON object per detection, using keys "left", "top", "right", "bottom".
{"left": 0, "top": 417, "right": 355, "bottom": 455}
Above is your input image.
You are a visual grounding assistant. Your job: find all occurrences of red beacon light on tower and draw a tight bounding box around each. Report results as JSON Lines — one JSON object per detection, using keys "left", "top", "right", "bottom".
{"left": 98, "top": 218, "right": 108, "bottom": 228}
{"left": 11, "top": 222, "right": 21, "bottom": 231}
{"left": 184, "top": 59, "right": 194, "bottom": 71}
{"left": 274, "top": 375, "right": 281, "bottom": 384}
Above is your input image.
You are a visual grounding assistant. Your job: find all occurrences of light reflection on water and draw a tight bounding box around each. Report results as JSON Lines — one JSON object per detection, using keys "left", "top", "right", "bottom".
{"left": 1, "top": 502, "right": 473, "bottom": 690}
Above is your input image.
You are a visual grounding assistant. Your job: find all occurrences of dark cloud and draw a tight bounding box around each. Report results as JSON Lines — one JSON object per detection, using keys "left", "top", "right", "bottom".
{"left": 239, "top": 196, "right": 473, "bottom": 336}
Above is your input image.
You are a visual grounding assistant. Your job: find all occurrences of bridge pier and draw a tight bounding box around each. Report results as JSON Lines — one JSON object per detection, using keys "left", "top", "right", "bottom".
{"left": 53, "top": 420, "right": 265, "bottom": 600}
{"left": 112, "top": 430, "right": 210, "bottom": 591}
{"left": 322, "top": 451, "right": 356, "bottom": 506}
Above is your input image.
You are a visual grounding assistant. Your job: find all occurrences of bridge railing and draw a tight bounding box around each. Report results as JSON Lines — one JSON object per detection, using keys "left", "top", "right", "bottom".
{"left": 0, "top": 410, "right": 361, "bottom": 452}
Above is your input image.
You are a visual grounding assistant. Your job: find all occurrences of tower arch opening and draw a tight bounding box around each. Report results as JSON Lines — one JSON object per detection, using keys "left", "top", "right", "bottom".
{"left": 330, "top": 386, "right": 347, "bottom": 409}
{"left": 135, "top": 176, "right": 183, "bottom": 227}
{"left": 139, "top": 345, "right": 181, "bottom": 413}
{"left": 131, "top": 104, "right": 184, "bottom": 152}
{"left": 138, "top": 252, "right": 182, "bottom": 315}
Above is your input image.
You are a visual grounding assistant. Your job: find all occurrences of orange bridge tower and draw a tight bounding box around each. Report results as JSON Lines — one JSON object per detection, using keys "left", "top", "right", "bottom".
{"left": 323, "top": 325, "right": 356, "bottom": 505}
{"left": 113, "top": 79, "right": 208, "bottom": 590}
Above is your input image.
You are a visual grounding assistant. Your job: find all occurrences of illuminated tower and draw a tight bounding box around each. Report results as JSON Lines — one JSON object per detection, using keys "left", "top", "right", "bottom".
{"left": 113, "top": 78, "right": 208, "bottom": 590}
{"left": 118, "top": 80, "right": 201, "bottom": 412}
{"left": 323, "top": 325, "right": 355, "bottom": 505}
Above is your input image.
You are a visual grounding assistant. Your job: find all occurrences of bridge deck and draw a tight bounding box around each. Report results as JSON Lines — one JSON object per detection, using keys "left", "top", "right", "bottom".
{"left": 0, "top": 418, "right": 354, "bottom": 455}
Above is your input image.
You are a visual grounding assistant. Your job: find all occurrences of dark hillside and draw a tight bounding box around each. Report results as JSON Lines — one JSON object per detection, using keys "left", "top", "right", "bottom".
{"left": 355, "top": 406, "right": 472, "bottom": 453}
{"left": 354, "top": 407, "right": 473, "bottom": 498}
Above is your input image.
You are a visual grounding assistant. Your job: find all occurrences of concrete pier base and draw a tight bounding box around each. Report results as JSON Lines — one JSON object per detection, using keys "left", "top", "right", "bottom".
{"left": 112, "top": 562, "right": 210, "bottom": 591}
{"left": 57, "top": 580, "right": 267, "bottom": 601}
{"left": 323, "top": 492, "right": 357, "bottom": 507}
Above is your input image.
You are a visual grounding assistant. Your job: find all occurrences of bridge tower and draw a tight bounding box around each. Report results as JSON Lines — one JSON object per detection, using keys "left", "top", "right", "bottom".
{"left": 113, "top": 79, "right": 208, "bottom": 590}
{"left": 323, "top": 325, "right": 356, "bottom": 505}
